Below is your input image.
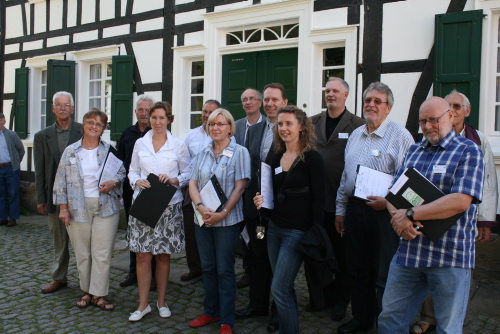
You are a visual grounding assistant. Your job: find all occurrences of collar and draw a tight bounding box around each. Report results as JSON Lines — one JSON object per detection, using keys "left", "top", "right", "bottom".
{"left": 418, "top": 129, "right": 457, "bottom": 150}
{"left": 246, "top": 114, "right": 263, "bottom": 127}
{"left": 265, "top": 118, "right": 275, "bottom": 128}
{"left": 326, "top": 108, "right": 346, "bottom": 120}
{"left": 56, "top": 120, "right": 72, "bottom": 133}
{"left": 143, "top": 129, "right": 175, "bottom": 153}
{"left": 202, "top": 138, "right": 237, "bottom": 158}
{"left": 362, "top": 118, "right": 391, "bottom": 138}
{"left": 133, "top": 122, "right": 151, "bottom": 134}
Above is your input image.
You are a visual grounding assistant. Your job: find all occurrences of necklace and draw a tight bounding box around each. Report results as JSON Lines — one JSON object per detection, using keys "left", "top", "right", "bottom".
{"left": 81, "top": 142, "right": 98, "bottom": 150}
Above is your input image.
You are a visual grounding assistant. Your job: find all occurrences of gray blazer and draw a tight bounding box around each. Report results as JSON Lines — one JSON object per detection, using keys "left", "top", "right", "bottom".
{"left": 34, "top": 121, "right": 83, "bottom": 213}
{"left": 234, "top": 115, "right": 266, "bottom": 146}
{"left": 1, "top": 128, "right": 25, "bottom": 171}
{"left": 311, "top": 109, "right": 366, "bottom": 213}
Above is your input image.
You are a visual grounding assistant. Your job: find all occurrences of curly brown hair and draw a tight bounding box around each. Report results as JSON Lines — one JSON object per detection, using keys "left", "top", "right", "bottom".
{"left": 273, "top": 105, "right": 316, "bottom": 161}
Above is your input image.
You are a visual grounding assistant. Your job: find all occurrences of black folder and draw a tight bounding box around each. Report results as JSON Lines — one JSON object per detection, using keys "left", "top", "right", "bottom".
{"left": 97, "top": 146, "right": 121, "bottom": 184}
{"left": 385, "top": 167, "right": 463, "bottom": 242}
{"left": 129, "top": 173, "right": 177, "bottom": 229}
{"left": 209, "top": 175, "right": 228, "bottom": 212}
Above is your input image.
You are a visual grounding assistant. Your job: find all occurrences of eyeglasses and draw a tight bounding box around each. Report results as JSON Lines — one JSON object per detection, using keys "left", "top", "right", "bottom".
{"left": 242, "top": 97, "right": 260, "bottom": 103}
{"left": 449, "top": 103, "right": 466, "bottom": 110}
{"left": 418, "top": 110, "right": 450, "bottom": 126}
{"left": 208, "top": 122, "right": 229, "bottom": 128}
{"left": 364, "top": 98, "right": 388, "bottom": 105}
{"left": 84, "top": 120, "right": 105, "bottom": 129}
{"left": 54, "top": 103, "right": 72, "bottom": 109}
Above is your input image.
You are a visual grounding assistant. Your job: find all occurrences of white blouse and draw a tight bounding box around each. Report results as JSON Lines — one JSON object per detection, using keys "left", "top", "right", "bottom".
{"left": 78, "top": 147, "right": 100, "bottom": 198}
{"left": 128, "top": 130, "right": 191, "bottom": 205}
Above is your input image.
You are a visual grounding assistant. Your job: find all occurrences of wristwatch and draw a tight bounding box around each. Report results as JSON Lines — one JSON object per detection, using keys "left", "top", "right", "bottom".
{"left": 195, "top": 202, "right": 203, "bottom": 209}
{"left": 405, "top": 208, "right": 415, "bottom": 222}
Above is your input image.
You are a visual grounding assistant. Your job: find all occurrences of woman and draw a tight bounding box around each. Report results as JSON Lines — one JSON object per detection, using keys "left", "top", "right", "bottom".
{"left": 53, "top": 109, "right": 125, "bottom": 311}
{"left": 188, "top": 109, "right": 250, "bottom": 334}
{"left": 127, "top": 101, "right": 191, "bottom": 321}
{"left": 254, "top": 105, "right": 325, "bottom": 333}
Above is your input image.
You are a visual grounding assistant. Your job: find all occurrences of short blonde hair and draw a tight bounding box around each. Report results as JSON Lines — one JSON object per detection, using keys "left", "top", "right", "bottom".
{"left": 206, "top": 108, "right": 236, "bottom": 136}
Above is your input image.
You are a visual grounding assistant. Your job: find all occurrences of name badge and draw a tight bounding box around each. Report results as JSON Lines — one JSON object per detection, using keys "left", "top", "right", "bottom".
{"left": 70, "top": 157, "right": 77, "bottom": 164}
{"left": 371, "top": 149, "right": 382, "bottom": 157}
{"left": 433, "top": 165, "right": 446, "bottom": 174}
{"left": 275, "top": 166, "right": 283, "bottom": 174}
{"left": 339, "top": 133, "right": 349, "bottom": 139}
{"left": 222, "top": 149, "right": 233, "bottom": 158}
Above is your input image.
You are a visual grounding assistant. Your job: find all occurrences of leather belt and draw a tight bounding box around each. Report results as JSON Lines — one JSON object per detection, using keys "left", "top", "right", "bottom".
{"left": 0, "top": 162, "right": 11, "bottom": 167}
{"left": 348, "top": 197, "right": 368, "bottom": 206}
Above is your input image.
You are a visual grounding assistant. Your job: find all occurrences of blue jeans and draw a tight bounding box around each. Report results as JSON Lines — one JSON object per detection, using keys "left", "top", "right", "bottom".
{"left": 378, "top": 256, "right": 471, "bottom": 334}
{"left": 267, "top": 221, "right": 305, "bottom": 334}
{"left": 0, "top": 165, "right": 20, "bottom": 220}
{"left": 195, "top": 223, "right": 240, "bottom": 327}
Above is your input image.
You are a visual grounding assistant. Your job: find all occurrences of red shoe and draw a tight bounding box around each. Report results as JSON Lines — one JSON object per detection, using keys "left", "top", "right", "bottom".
{"left": 220, "top": 324, "right": 233, "bottom": 334}
{"left": 189, "top": 314, "right": 221, "bottom": 328}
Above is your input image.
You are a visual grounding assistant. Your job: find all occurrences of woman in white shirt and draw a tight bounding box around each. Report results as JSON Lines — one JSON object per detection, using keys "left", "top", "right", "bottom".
{"left": 127, "top": 101, "right": 191, "bottom": 321}
{"left": 54, "top": 109, "right": 125, "bottom": 311}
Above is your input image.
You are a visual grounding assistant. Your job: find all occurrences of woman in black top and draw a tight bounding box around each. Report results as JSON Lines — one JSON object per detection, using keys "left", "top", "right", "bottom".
{"left": 254, "top": 105, "right": 325, "bottom": 333}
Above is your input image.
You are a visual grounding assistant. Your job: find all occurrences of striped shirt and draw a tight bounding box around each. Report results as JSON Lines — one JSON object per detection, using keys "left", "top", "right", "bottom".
{"left": 393, "top": 131, "right": 484, "bottom": 269}
{"left": 190, "top": 140, "right": 251, "bottom": 227}
{"left": 336, "top": 118, "right": 414, "bottom": 216}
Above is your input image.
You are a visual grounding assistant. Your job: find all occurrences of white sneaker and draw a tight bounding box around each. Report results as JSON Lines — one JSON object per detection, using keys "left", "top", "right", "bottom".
{"left": 157, "top": 301, "right": 171, "bottom": 318}
{"left": 129, "top": 304, "right": 151, "bottom": 322}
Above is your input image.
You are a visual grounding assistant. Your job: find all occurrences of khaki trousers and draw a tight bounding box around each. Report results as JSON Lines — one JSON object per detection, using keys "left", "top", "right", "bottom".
{"left": 66, "top": 197, "right": 119, "bottom": 296}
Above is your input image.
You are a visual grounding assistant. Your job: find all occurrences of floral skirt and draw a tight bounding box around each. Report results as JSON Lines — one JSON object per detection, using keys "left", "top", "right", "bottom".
{"left": 127, "top": 201, "right": 185, "bottom": 255}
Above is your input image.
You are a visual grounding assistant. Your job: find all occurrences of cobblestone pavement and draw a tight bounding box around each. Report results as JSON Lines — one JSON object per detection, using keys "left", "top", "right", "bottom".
{"left": 1, "top": 216, "right": 499, "bottom": 333}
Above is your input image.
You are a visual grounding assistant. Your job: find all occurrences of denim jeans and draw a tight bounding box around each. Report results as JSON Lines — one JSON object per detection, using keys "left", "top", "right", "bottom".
{"left": 378, "top": 256, "right": 471, "bottom": 334}
{"left": 267, "top": 221, "right": 305, "bottom": 334}
{"left": 195, "top": 223, "right": 240, "bottom": 327}
{"left": 0, "top": 165, "right": 20, "bottom": 220}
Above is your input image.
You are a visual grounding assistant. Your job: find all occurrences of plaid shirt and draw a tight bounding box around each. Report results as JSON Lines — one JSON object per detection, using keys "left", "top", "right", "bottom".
{"left": 393, "top": 130, "right": 484, "bottom": 269}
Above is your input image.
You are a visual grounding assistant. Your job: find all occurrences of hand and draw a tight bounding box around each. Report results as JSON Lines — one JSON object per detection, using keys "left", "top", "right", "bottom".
{"left": 136, "top": 179, "right": 151, "bottom": 190}
{"left": 253, "top": 192, "right": 264, "bottom": 210}
{"left": 366, "top": 196, "right": 387, "bottom": 211}
{"left": 99, "top": 181, "right": 115, "bottom": 194}
{"left": 390, "top": 209, "right": 423, "bottom": 237}
{"left": 59, "top": 209, "right": 71, "bottom": 226}
{"left": 37, "top": 203, "right": 48, "bottom": 216}
{"left": 335, "top": 215, "right": 345, "bottom": 235}
{"left": 477, "top": 226, "right": 491, "bottom": 243}
{"left": 399, "top": 224, "right": 423, "bottom": 240}
{"left": 158, "top": 174, "right": 170, "bottom": 183}
{"left": 202, "top": 210, "right": 224, "bottom": 226}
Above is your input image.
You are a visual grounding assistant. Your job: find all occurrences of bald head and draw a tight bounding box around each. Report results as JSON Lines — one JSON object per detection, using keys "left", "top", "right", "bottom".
{"left": 419, "top": 96, "right": 454, "bottom": 145}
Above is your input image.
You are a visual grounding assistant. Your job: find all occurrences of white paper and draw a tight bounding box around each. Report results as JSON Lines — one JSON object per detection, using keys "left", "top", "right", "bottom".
{"left": 200, "top": 179, "right": 222, "bottom": 212}
{"left": 390, "top": 168, "right": 409, "bottom": 194}
{"left": 260, "top": 162, "right": 274, "bottom": 209}
{"left": 96, "top": 153, "right": 123, "bottom": 185}
{"left": 192, "top": 202, "right": 205, "bottom": 226}
{"left": 354, "top": 165, "right": 393, "bottom": 200}
{"left": 241, "top": 225, "right": 250, "bottom": 245}
{"left": 339, "top": 133, "right": 349, "bottom": 139}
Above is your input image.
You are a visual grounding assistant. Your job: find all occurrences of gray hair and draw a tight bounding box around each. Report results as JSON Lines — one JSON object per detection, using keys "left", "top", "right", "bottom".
{"left": 446, "top": 89, "right": 470, "bottom": 107}
{"left": 241, "top": 88, "right": 263, "bottom": 101}
{"left": 326, "top": 77, "right": 350, "bottom": 93}
{"left": 136, "top": 94, "right": 155, "bottom": 109}
{"left": 363, "top": 82, "right": 394, "bottom": 107}
{"left": 52, "top": 91, "right": 74, "bottom": 106}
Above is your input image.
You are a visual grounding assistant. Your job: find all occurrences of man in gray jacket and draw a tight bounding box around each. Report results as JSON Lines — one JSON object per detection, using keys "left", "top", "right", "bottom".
{"left": 0, "top": 113, "right": 25, "bottom": 227}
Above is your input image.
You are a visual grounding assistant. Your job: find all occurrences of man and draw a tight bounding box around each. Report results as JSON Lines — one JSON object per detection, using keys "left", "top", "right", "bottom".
{"left": 0, "top": 113, "right": 25, "bottom": 227}
{"left": 236, "top": 83, "right": 288, "bottom": 332}
{"left": 378, "top": 96, "right": 484, "bottom": 333}
{"left": 335, "top": 82, "right": 414, "bottom": 333}
{"left": 309, "top": 78, "right": 365, "bottom": 319}
{"left": 180, "top": 99, "right": 221, "bottom": 282}
{"left": 117, "top": 94, "right": 153, "bottom": 287}
{"left": 409, "top": 91, "right": 498, "bottom": 334}
{"left": 234, "top": 88, "right": 264, "bottom": 288}
{"left": 35, "top": 91, "right": 82, "bottom": 293}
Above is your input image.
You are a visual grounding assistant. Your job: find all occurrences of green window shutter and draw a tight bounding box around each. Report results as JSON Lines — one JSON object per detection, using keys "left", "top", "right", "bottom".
{"left": 46, "top": 60, "right": 76, "bottom": 126}
{"left": 110, "top": 55, "right": 134, "bottom": 141}
{"left": 14, "top": 67, "right": 29, "bottom": 139}
{"left": 434, "top": 10, "right": 483, "bottom": 128}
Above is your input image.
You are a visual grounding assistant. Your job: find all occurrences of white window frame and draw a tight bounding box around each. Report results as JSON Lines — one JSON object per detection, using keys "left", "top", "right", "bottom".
{"left": 88, "top": 61, "right": 112, "bottom": 118}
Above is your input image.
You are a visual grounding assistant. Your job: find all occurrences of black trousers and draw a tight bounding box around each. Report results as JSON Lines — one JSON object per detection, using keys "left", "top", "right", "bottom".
{"left": 344, "top": 199, "right": 399, "bottom": 328}
{"left": 182, "top": 202, "right": 202, "bottom": 273}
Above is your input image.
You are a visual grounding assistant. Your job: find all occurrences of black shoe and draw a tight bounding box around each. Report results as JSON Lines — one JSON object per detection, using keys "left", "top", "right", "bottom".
{"left": 0, "top": 220, "right": 8, "bottom": 226}
{"left": 331, "top": 304, "right": 347, "bottom": 322}
{"left": 180, "top": 270, "right": 202, "bottom": 282}
{"left": 266, "top": 313, "right": 279, "bottom": 332}
{"left": 337, "top": 319, "right": 373, "bottom": 334}
{"left": 236, "top": 306, "right": 268, "bottom": 318}
{"left": 119, "top": 272, "right": 137, "bottom": 287}
{"left": 236, "top": 272, "right": 250, "bottom": 288}
{"left": 7, "top": 219, "right": 17, "bottom": 227}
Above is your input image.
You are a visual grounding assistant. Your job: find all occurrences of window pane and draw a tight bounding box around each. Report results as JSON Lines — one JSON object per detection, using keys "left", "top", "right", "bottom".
{"left": 41, "top": 115, "right": 46, "bottom": 127}
{"left": 90, "top": 81, "right": 101, "bottom": 97}
{"left": 245, "top": 29, "right": 260, "bottom": 43}
{"left": 497, "top": 77, "right": 500, "bottom": 102}
{"left": 324, "top": 48, "right": 346, "bottom": 66}
{"left": 106, "top": 64, "right": 112, "bottom": 77}
{"left": 90, "top": 64, "right": 101, "bottom": 80}
{"left": 191, "top": 114, "right": 203, "bottom": 128}
{"left": 191, "top": 79, "right": 204, "bottom": 94}
{"left": 191, "top": 96, "right": 204, "bottom": 111}
{"left": 41, "top": 85, "right": 47, "bottom": 100}
{"left": 89, "top": 98, "right": 101, "bottom": 109}
{"left": 496, "top": 105, "right": 500, "bottom": 131}
{"left": 323, "top": 69, "right": 345, "bottom": 85}
{"left": 105, "top": 80, "right": 112, "bottom": 96}
{"left": 41, "top": 70, "right": 47, "bottom": 84}
{"left": 41, "top": 102, "right": 46, "bottom": 116}
{"left": 191, "top": 61, "right": 204, "bottom": 76}
{"left": 284, "top": 24, "right": 299, "bottom": 38}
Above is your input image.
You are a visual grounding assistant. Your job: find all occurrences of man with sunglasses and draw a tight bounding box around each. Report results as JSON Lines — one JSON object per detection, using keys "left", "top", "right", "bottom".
{"left": 335, "top": 82, "right": 414, "bottom": 333}
{"left": 35, "top": 91, "right": 82, "bottom": 293}
{"left": 378, "top": 96, "right": 484, "bottom": 333}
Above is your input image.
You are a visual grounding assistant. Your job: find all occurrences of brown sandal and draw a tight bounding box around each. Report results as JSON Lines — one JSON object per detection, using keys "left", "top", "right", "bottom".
{"left": 76, "top": 293, "right": 92, "bottom": 308}
{"left": 410, "top": 321, "right": 436, "bottom": 334}
{"left": 91, "top": 296, "right": 114, "bottom": 311}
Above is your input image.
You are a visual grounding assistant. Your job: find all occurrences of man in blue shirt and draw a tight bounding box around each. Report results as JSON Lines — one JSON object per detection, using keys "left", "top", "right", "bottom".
{"left": 0, "top": 113, "right": 25, "bottom": 227}
{"left": 378, "top": 96, "right": 484, "bottom": 333}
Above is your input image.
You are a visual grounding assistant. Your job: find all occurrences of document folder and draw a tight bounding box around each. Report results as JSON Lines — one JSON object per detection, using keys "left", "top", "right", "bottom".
{"left": 129, "top": 173, "right": 177, "bottom": 229}
{"left": 385, "top": 167, "right": 463, "bottom": 242}
{"left": 209, "top": 175, "right": 228, "bottom": 212}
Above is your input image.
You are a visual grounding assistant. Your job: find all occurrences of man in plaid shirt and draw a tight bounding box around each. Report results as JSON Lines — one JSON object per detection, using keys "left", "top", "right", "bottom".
{"left": 378, "top": 96, "right": 484, "bottom": 333}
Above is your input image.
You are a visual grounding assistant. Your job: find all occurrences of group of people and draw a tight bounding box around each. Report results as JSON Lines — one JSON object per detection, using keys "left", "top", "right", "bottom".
{"left": 30, "top": 75, "right": 495, "bottom": 334}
